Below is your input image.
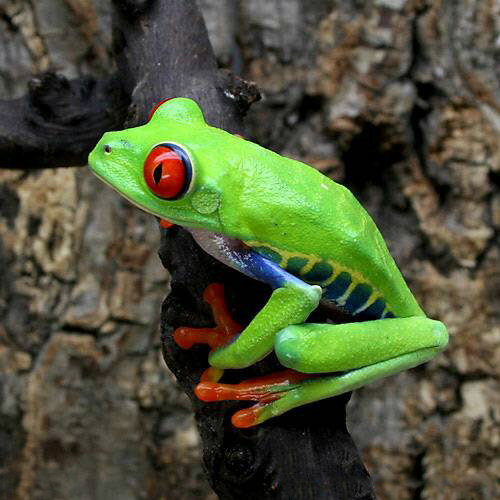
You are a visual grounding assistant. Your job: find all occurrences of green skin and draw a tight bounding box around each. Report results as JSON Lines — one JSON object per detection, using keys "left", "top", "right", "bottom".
{"left": 88, "top": 98, "right": 448, "bottom": 425}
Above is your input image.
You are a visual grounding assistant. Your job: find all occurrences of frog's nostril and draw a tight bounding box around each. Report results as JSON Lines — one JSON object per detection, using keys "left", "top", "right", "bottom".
{"left": 104, "top": 144, "right": 112, "bottom": 155}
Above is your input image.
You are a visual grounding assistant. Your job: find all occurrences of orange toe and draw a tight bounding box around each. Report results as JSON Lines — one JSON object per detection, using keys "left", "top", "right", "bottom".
{"left": 200, "top": 366, "right": 224, "bottom": 383}
{"left": 173, "top": 326, "right": 227, "bottom": 350}
{"left": 195, "top": 382, "right": 224, "bottom": 401}
{"left": 173, "top": 283, "right": 242, "bottom": 351}
{"left": 203, "top": 283, "right": 242, "bottom": 339}
{"left": 195, "top": 381, "right": 265, "bottom": 402}
{"left": 231, "top": 405, "right": 263, "bottom": 428}
{"left": 203, "top": 283, "right": 224, "bottom": 303}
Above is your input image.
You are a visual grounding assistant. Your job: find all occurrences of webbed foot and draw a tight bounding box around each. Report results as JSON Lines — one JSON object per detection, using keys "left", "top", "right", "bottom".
{"left": 195, "top": 370, "right": 312, "bottom": 428}
{"left": 174, "top": 283, "right": 242, "bottom": 350}
{"left": 173, "top": 283, "right": 241, "bottom": 383}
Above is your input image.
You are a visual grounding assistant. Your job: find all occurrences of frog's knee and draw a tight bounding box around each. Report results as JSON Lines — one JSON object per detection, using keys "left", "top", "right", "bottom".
{"left": 432, "top": 320, "right": 449, "bottom": 352}
{"left": 275, "top": 326, "right": 304, "bottom": 370}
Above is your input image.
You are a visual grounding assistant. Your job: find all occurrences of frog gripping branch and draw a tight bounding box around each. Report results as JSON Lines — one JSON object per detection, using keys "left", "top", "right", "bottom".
{"left": 88, "top": 97, "right": 449, "bottom": 428}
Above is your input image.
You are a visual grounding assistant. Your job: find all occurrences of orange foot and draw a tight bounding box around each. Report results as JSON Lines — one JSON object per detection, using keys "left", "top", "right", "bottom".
{"left": 196, "top": 369, "right": 311, "bottom": 428}
{"left": 173, "top": 283, "right": 242, "bottom": 382}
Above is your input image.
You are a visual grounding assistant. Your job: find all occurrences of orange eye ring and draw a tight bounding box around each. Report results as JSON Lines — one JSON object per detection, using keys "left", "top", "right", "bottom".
{"left": 143, "top": 143, "right": 192, "bottom": 200}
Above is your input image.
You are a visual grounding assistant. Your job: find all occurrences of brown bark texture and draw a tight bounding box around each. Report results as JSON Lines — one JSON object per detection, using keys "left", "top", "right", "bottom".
{"left": 0, "top": 1, "right": 499, "bottom": 499}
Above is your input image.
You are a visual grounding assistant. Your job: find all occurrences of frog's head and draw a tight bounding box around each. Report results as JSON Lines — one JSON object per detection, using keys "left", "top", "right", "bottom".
{"left": 88, "top": 98, "right": 229, "bottom": 232}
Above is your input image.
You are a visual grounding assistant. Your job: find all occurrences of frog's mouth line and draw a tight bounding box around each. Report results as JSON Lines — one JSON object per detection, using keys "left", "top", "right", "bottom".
{"left": 90, "top": 161, "right": 228, "bottom": 234}
{"left": 90, "top": 167, "right": 185, "bottom": 227}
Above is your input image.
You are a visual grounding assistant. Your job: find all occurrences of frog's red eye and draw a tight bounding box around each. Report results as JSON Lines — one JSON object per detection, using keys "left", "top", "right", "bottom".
{"left": 147, "top": 98, "right": 173, "bottom": 122}
{"left": 143, "top": 143, "right": 193, "bottom": 200}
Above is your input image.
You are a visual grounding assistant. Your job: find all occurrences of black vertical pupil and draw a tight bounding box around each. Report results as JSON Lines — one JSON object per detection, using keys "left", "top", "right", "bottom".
{"left": 153, "top": 163, "right": 163, "bottom": 184}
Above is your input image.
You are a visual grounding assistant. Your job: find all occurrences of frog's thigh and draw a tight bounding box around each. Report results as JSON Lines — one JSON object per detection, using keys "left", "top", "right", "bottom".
{"left": 244, "top": 317, "right": 449, "bottom": 424}
{"left": 275, "top": 317, "right": 448, "bottom": 374}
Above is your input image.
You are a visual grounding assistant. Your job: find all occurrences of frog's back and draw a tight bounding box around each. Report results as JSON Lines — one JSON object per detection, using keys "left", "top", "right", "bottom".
{"left": 219, "top": 142, "right": 425, "bottom": 320}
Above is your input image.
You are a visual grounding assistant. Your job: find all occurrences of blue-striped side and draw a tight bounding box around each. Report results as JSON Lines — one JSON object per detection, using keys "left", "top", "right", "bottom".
{"left": 324, "top": 272, "right": 395, "bottom": 320}
{"left": 250, "top": 244, "right": 396, "bottom": 320}
{"left": 343, "top": 284, "right": 372, "bottom": 314}
{"left": 357, "top": 298, "right": 386, "bottom": 319}
{"left": 324, "top": 272, "right": 352, "bottom": 300}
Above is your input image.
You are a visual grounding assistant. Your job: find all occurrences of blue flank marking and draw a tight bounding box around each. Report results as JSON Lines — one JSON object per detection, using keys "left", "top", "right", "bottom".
{"left": 240, "top": 251, "right": 307, "bottom": 290}
{"left": 302, "top": 261, "right": 333, "bottom": 283}
{"left": 358, "top": 298, "right": 386, "bottom": 319}
{"left": 324, "top": 272, "right": 351, "bottom": 300}
{"left": 322, "top": 271, "right": 395, "bottom": 320}
{"left": 343, "top": 284, "right": 372, "bottom": 314}
{"left": 238, "top": 250, "right": 397, "bottom": 321}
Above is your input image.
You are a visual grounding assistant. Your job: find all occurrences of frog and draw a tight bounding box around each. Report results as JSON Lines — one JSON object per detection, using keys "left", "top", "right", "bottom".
{"left": 88, "top": 97, "right": 448, "bottom": 428}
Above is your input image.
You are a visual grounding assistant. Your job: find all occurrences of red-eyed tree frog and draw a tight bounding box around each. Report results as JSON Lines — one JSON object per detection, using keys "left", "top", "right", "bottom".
{"left": 88, "top": 98, "right": 448, "bottom": 428}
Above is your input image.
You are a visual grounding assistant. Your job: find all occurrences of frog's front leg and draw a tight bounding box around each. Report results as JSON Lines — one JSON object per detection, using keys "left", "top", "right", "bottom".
{"left": 205, "top": 251, "right": 321, "bottom": 369}
{"left": 208, "top": 280, "right": 321, "bottom": 369}
{"left": 199, "top": 316, "right": 448, "bottom": 427}
{"left": 176, "top": 230, "right": 322, "bottom": 369}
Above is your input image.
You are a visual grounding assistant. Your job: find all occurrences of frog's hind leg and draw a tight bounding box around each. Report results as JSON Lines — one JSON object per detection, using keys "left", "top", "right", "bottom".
{"left": 198, "top": 317, "right": 448, "bottom": 427}
{"left": 195, "top": 369, "right": 314, "bottom": 427}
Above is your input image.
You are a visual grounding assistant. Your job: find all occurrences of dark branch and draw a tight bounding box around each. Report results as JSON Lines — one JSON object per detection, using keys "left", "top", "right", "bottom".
{"left": 112, "top": 0, "right": 152, "bottom": 18}
{"left": 111, "top": 0, "right": 252, "bottom": 129}
{"left": 0, "top": 73, "right": 128, "bottom": 169}
{"left": 110, "top": 0, "right": 375, "bottom": 498}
